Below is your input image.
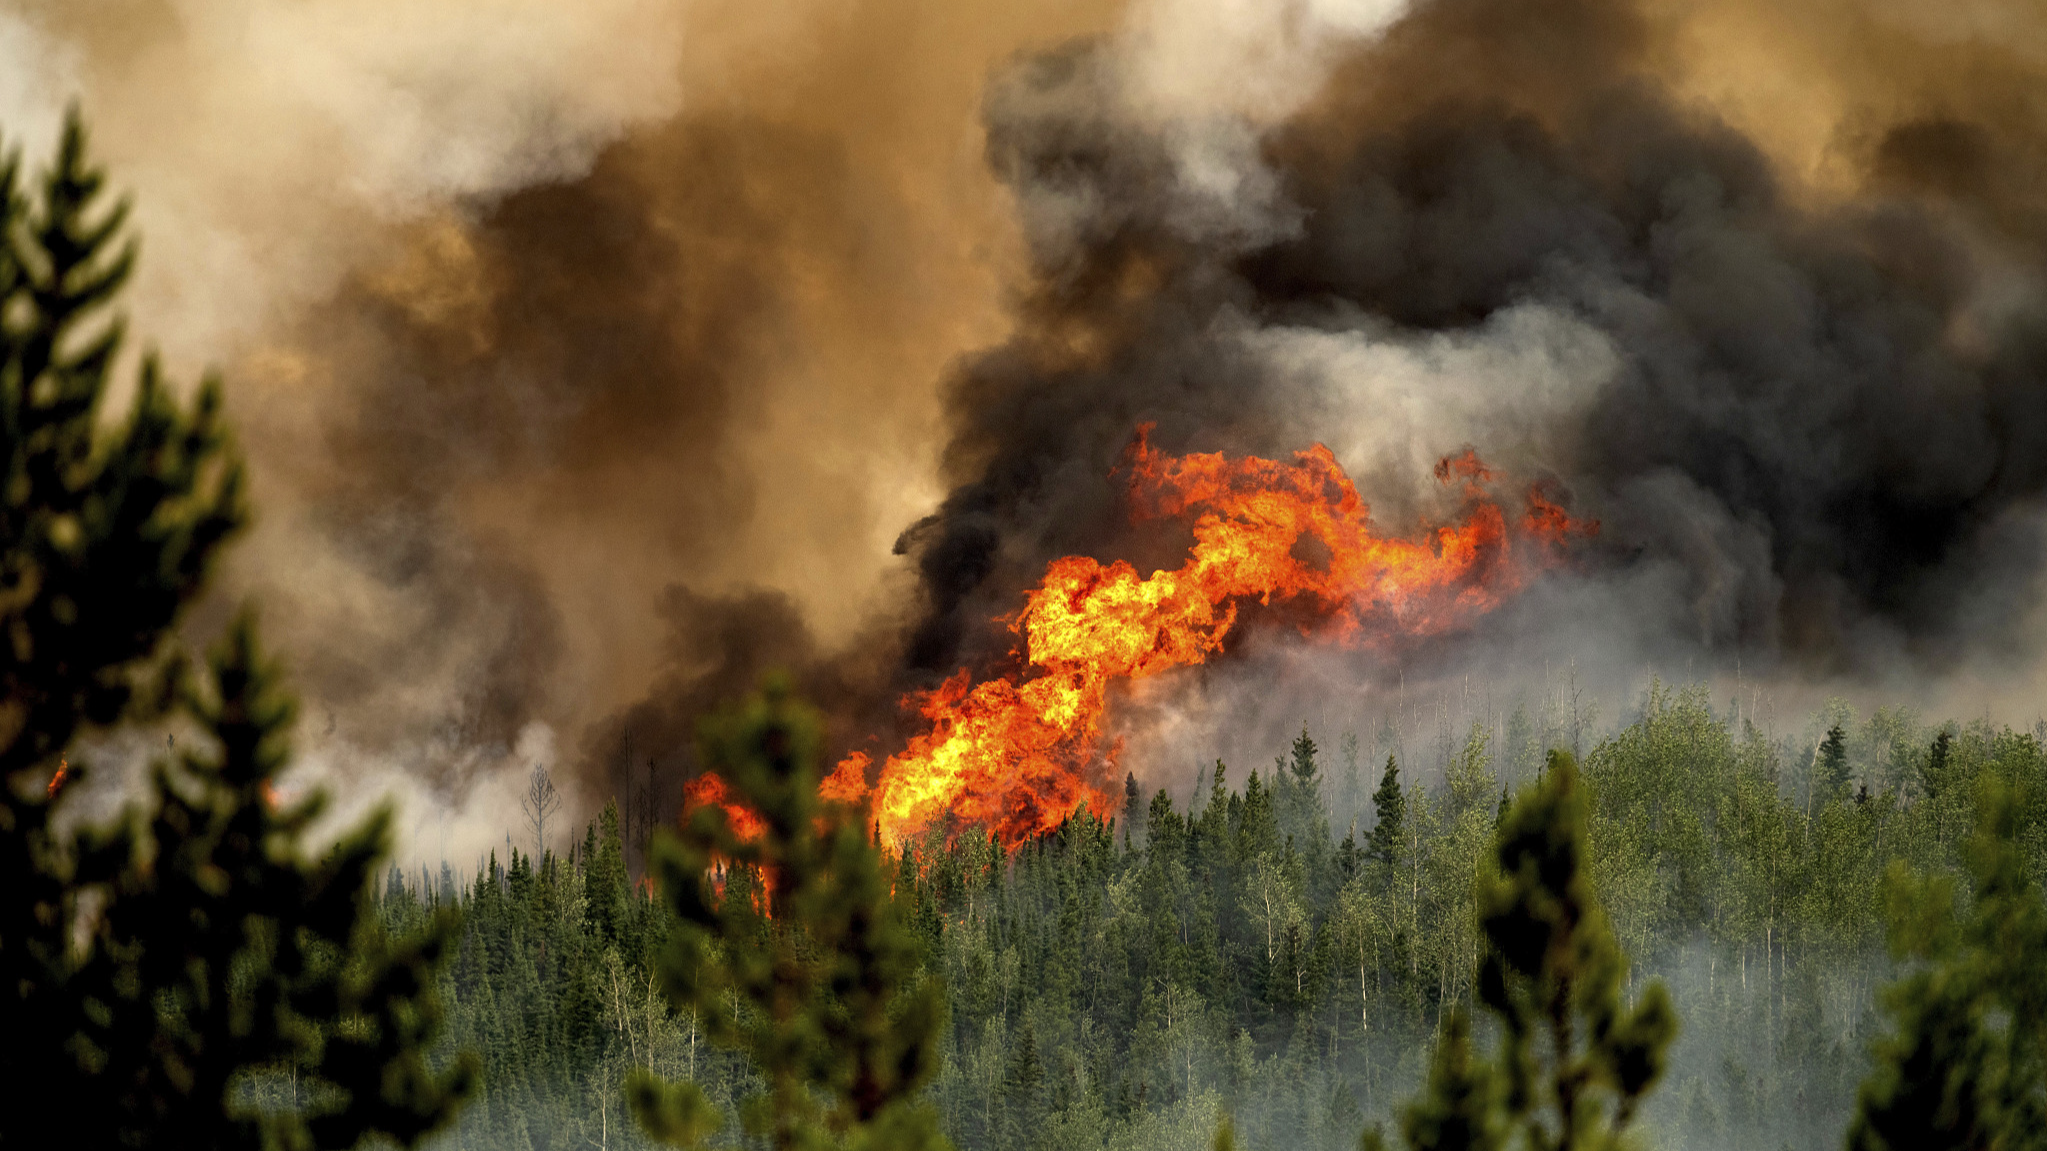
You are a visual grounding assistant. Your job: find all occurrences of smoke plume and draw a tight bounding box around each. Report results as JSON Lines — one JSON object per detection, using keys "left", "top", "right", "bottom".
{"left": 7, "top": 0, "right": 2047, "bottom": 854}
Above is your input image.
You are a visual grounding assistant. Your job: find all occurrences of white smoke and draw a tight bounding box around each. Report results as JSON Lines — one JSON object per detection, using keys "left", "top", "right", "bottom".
{"left": 0, "top": 0, "right": 688, "bottom": 369}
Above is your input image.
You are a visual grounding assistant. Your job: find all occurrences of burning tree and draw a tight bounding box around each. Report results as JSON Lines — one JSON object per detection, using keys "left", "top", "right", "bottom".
{"left": 0, "top": 112, "right": 472, "bottom": 1147}
{"left": 847, "top": 429, "right": 1594, "bottom": 851}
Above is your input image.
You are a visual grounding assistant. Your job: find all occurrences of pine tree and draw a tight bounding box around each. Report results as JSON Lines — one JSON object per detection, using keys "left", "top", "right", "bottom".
{"left": 584, "top": 800, "right": 629, "bottom": 951}
{"left": 0, "top": 111, "right": 472, "bottom": 1149}
{"left": 1921, "top": 728, "right": 1953, "bottom": 802}
{"left": 1124, "top": 770, "right": 1144, "bottom": 850}
{"left": 1340, "top": 731, "right": 1363, "bottom": 827}
{"left": 1367, "top": 756, "right": 1405, "bottom": 872}
{"left": 1238, "top": 769, "right": 1278, "bottom": 862}
{"left": 1003, "top": 1015, "right": 1045, "bottom": 1151}
{"left": 1848, "top": 777, "right": 2047, "bottom": 1151}
{"left": 1366, "top": 750, "right": 1676, "bottom": 1151}
{"left": 1290, "top": 727, "right": 1320, "bottom": 788}
{"left": 630, "top": 679, "right": 948, "bottom": 1151}
{"left": 1817, "top": 723, "right": 1852, "bottom": 803}
{"left": 1337, "top": 825, "right": 1363, "bottom": 882}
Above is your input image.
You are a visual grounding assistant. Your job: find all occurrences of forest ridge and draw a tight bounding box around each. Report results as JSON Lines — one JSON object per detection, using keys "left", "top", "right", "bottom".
{"left": 400, "top": 684, "right": 2022, "bottom": 1150}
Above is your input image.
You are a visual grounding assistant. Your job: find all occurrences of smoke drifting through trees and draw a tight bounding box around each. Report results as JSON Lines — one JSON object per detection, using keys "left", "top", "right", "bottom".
{"left": 8, "top": 0, "right": 2047, "bottom": 848}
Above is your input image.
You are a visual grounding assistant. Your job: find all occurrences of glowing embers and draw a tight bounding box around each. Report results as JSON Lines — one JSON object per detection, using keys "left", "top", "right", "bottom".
{"left": 849, "top": 429, "right": 1594, "bottom": 849}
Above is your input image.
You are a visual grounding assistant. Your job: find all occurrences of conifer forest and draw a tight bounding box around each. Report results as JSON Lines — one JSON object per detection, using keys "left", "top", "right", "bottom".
{"left": 10, "top": 0, "right": 2047, "bottom": 1149}
{"left": 397, "top": 692, "right": 2047, "bottom": 1151}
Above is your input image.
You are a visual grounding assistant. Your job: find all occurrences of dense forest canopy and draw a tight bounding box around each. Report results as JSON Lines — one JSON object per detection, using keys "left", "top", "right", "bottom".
{"left": 399, "top": 684, "right": 2047, "bottom": 1150}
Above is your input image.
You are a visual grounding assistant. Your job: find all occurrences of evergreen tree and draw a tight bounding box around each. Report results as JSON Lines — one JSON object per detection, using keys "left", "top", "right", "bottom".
{"left": 1817, "top": 723, "right": 1852, "bottom": 803}
{"left": 1004, "top": 1015, "right": 1045, "bottom": 1151}
{"left": 1367, "top": 750, "right": 1676, "bottom": 1151}
{"left": 1340, "top": 731, "right": 1363, "bottom": 828}
{"left": 1337, "top": 825, "right": 1363, "bottom": 883}
{"left": 1367, "top": 757, "right": 1405, "bottom": 872}
{"left": 1124, "top": 770, "right": 1144, "bottom": 849}
{"left": 1848, "top": 778, "right": 2047, "bottom": 1151}
{"left": 1239, "top": 769, "right": 1279, "bottom": 863}
{"left": 1921, "top": 728, "right": 1953, "bottom": 802}
{"left": 630, "top": 679, "right": 948, "bottom": 1151}
{"left": 584, "top": 800, "right": 629, "bottom": 950}
{"left": 0, "top": 112, "right": 472, "bottom": 1150}
{"left": 1290, "top": 728, "right": 1321, "bottom": 789}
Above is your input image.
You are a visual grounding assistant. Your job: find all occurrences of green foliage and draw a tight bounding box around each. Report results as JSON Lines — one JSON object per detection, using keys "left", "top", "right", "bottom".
{"left": 630, "top": 680, "right": 949, "bottom": 1151}
{"left": 0, "top": 111, "right": 471, "bottom": 1149}
{"left": 405, "top": 684, "right": 2047, "bottom": 1151}
{"left": 1817, "top": 725, "right": 1852, "bottom": 804}
{"left": 1366, "top": 750, "right": 1677, "bottom": 1151}
{"left": 1922, "top": 729, "right": 1953, "bottom": 802}
{"left": 1368, "top": 757, "right": 1405, "bottom": 873}
{"left": 1371, "top": 1012, "right": 1499, "bottom": 1151}
{"left": 1847, "top": 777, "right": 2047, "bottom": 1151}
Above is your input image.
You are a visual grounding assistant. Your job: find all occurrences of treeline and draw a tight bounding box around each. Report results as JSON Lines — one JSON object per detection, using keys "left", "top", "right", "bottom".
{"left": 400, "top": 683, "right": 2047, "bottom": 1150}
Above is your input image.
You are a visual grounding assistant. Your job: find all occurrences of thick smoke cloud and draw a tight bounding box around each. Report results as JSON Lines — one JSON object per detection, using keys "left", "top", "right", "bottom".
{"left": 901, "top": 0, "right": 2047, "bottom": 726}
{"left": 0, "top": 0, "right": 1122, "bottom": 860}
{"left": 8, "top": 0, "right": 2047, "bottom": 855}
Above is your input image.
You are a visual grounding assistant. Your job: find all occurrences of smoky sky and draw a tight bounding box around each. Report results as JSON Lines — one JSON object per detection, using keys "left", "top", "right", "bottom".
{"left": 897, "top": 0, "right": 2047, "bottom": 712}
{"left": 10, "top": 0, "right": 2047, "bottom": 841}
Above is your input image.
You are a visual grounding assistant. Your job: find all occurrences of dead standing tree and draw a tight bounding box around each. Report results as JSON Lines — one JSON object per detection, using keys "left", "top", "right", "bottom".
{"left": 523, "top": 764, "right": 562, "bottom": 860}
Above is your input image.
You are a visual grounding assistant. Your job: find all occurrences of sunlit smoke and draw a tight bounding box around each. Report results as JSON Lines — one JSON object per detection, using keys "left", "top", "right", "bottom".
{"left": 5, "top": 0, "right": 2047, "bottom": 860}
{"left": 840, "top": 431, "right": 1591, "bottom": 846}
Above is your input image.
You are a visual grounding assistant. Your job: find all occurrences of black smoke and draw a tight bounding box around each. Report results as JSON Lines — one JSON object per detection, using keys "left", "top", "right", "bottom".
{"left": 896, "top": 0, "right": 2047, "bottom": 694}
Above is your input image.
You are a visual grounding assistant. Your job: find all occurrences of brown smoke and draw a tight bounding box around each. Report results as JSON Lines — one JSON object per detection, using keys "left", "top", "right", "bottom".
{"left": 898, "top": 0, "right": 2047, "bottom": 762}
{"left": 7, "top": 0, "right": 2047, "bottom": 851}
{"left": 0, "top": 0, "right": 1120, "bottom": 849}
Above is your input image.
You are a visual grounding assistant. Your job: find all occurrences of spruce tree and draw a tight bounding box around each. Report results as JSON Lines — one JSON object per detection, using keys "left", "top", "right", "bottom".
{"left": 1367, "top": 756, "right": 1405, "bottom": 872}
{"left": 1848, "top": 778, "right": 2047, "bottom": 1151}
{"left": 630, "top": 679, "right": 949, "bottom": 1151}
{"left": 1337, "top": 825, "right": 1363, "bottom": 882}
{"left": 1290, "top": 727, "right": 1320, "bottom": 788}
{"left": 1921, "top": 728, "right": 1953, "bottom": 802}
{"left": 1124, "top": 770, "right": 1143, "bottom": 849}
{"left": 0, "top": 111, "right": 472, "bottom": 1149}
{"left": 1817, "top": 723, "right": 1852, "bottom": 802}
{"left": 1238, "top": 769, "right": 1278, "bottom": 862}
{"left": 1365, "top": 750, "right": 1676, "bottom": 1151}
{"left": 584, "top": 800, "right": 629, "bottom": 951}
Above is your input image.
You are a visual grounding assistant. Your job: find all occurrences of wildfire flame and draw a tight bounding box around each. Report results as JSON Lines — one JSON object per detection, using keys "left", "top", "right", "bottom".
{"left": 681, "top": 772, "right": 768, "bottom": 843}
{"left": 679, "top": 771, "right": 779, "bottom": 910}
{"left": 46, "top": 756, "right": 68, "bottom": 798}
{"left": 842, "top": 430, "right": 1594, "bottom": 848}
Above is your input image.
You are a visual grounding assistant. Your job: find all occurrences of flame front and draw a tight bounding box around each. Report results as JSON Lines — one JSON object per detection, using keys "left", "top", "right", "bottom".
{"left": 848, "top": 431, "right": 1594, "bottom": 848}
{"left": 682, "top": 772, "right": 768, "bottom": 843}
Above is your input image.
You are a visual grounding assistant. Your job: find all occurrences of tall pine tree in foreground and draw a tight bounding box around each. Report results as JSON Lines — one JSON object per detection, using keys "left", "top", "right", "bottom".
{"left": 0, "top": 111, "right": 472, "bottom": 1149}
{"left": 630, "top": 679, "right": 949, "bottom": 1151}
{"left": 1365, "top": 749, "right": 1677, "bottom": 1151}
{"left": 1847, "top": 776, "right": 2047, "bottom": 1151}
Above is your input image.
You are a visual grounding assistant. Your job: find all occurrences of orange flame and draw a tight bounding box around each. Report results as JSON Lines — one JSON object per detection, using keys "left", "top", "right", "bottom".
{"left": 46, "top": 756, "right": 68, "bottom": 798}
{"left": 850, "top": 430, "right": 1594, "bottom": 848}
{"left": 681, "top": 773, "right": 768, "bottom": 843}
{"left": 680, "top": 773, "right": 777, "bottom": 911}
{"left": 820, "top": 751, "right": 872, "bottom": 804}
